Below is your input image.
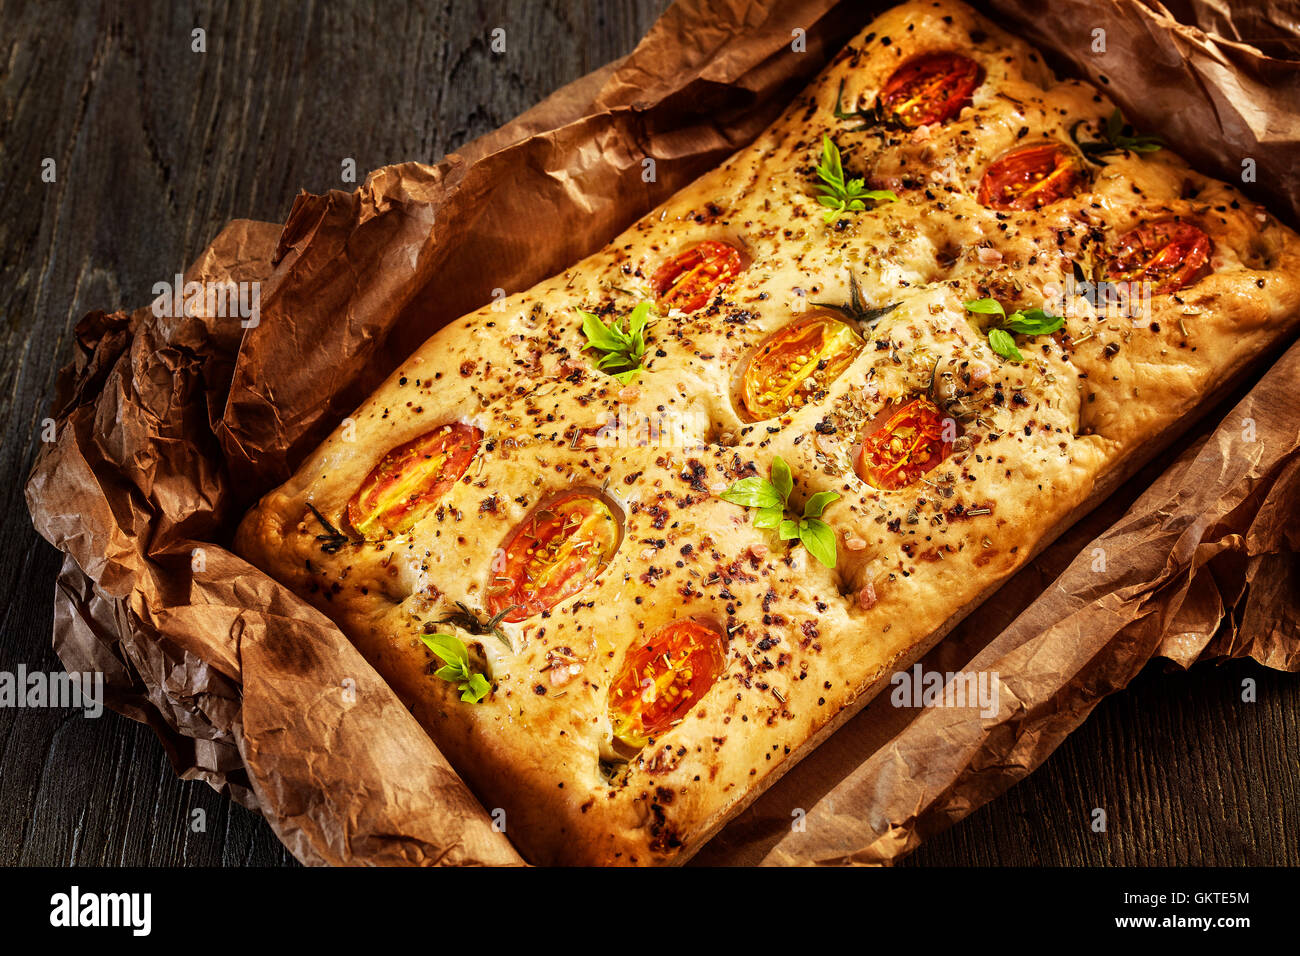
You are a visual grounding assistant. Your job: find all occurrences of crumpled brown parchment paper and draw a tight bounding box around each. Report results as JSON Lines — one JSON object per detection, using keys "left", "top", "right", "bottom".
{"left": 24, "top": 0, "right": 1300, "bottom": 866}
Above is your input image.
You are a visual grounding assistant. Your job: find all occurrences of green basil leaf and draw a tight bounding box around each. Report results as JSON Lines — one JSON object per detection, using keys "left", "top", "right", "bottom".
{"left": 579, "top": 310, "right": 621, "bottom": 350}
{"left": 802, "top": 490, "right": 840, "bottom": 519}
{"left": 752, "top": 506, "right": 784, "bottom": 529}
{"left": 988, "top": 327, "right": 1023, "bottom": 361}
{"left": 720, "top": 477, "right": 782, "bottom": 510}
{"left": 819, "top": 134, "right": 844, "bottom": 188}
{"left": 628, "top": 300, "right": 651, "bottom": 333}
{"left": 609, "top": 318, "right": 635, "bottom": 345}
{"left": 814, "top": 136, "right": 889, "bottom": 220}
{"left": 1004, "top": 308, "right": 1064, "bottom": 335}
{"left": 434, "top": 663, "right": 465, "bottom": 683}
{"left": 778, "top": 519, "right": 802, "bottom": 541}
{"left": 460, "top": 672, "right": 492, "bottom": 703}
{"left": 964, "top": 297, "right": 1006, "bottom": 319}
{"left": 770, "top": 456, "right": 793, "bottom": 504}
{"left": 800, "top": 518, "right": 838, "bottom": 569}
{"left": 421, "top": 632, "right": 469, "bottom": 669}
{"left": 581, "top": 303, "right": 654, "bottom": 382}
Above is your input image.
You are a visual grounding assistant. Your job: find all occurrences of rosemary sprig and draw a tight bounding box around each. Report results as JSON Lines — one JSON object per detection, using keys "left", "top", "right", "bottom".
{"left": 1069, "top": 108, "right": 1163, "bottom": 166}
{"left": 812, "top": 271, "right": 900, "bottom": 329}
{"left": 306, "top": 504, "right": 349, "bottom": 554}
{"left": 437, "top": 601, "right": 518, "bottom": 653}
{"left": 814, "top": 134, "right": 897, "bottom": 225}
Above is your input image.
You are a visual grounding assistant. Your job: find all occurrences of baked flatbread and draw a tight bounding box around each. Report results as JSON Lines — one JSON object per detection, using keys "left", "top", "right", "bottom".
{"left": 236, "top": 0, "right": 1300, "bottom": 864}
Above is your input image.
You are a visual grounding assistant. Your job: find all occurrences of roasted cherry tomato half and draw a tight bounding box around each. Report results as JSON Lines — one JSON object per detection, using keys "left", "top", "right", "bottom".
{"left": 346, "top": 423, "right": 482, "bottom": 537}
{"left": 609, "top": 620, "right": 728, "bottom": 749}
{"left": 879, "top": 52, "right": 984, "bottom": 128}
{"left": 487, "top": 492, "right": 621, "bottom": 623}
{"left": 1102, "top": 219, "right": 1212, "bottom": 295}
{"left": 740, "top": 313, "right": 865, "bottom": 421}
{"left": 855, "top": 397, "right": 954, "bottom": 490}
{"left": 652, "top": 240, "right": 744, "bottom": 313}
{"left": 977, "top": 143, "right": 1085, "bottom": 212}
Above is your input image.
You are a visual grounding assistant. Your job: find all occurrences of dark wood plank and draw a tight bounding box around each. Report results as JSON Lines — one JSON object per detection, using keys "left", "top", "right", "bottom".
{"left": 1, "top": 0, "right": 1294, "bottom": 867}
{"left": 903, "top": 658, "right": 1300, "bottom": 866}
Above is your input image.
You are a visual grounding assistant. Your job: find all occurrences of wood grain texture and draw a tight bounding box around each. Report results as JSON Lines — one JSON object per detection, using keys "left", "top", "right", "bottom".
{"left": 1, "top": 0, "right": 1295, "bottom": 867}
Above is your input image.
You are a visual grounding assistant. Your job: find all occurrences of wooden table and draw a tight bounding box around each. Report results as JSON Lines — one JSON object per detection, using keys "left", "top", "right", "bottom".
{"left": 2, "top": 0, "right": 1295, "bottom": 867}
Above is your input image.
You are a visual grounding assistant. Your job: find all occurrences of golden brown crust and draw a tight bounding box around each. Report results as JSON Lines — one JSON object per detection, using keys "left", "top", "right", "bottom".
{"left": 235, "top": 0, "right": 1300, "bottom": 865}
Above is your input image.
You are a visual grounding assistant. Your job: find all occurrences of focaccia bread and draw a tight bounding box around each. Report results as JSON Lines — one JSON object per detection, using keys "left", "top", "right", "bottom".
{"left": 236, "top": 0, "right": 1300, "bottom": 865}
